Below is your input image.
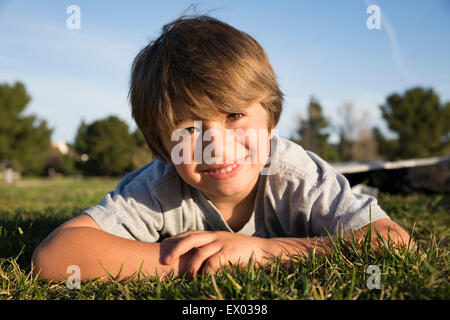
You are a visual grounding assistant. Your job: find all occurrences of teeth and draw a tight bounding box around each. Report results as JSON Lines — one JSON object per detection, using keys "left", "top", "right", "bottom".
{"left": 211, "top": 163, "right": 237, "bottom": 174}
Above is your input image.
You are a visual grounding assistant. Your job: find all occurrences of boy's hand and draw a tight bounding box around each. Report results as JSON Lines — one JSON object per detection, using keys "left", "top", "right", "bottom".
{"left": 160, "top": 230, "right": 270, "bottom": 278}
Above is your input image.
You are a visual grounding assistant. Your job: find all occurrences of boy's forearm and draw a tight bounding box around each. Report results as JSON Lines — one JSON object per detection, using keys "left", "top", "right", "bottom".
{"left": 32, "top": 227, "right": 192, "bottom": 282}
{"left": 264, "top": 236, "right": 333, "bottom": 264}
{"left": 264, "top": 221, "right": 412, "bottom": 264}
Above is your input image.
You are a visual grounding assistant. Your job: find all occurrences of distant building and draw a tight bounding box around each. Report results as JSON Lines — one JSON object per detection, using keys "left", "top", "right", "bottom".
{"left": 0, "top": 160, "right": 21, "bottom": 183}
{"left": 51, "top": 141, "right": 69, "bottom": 155}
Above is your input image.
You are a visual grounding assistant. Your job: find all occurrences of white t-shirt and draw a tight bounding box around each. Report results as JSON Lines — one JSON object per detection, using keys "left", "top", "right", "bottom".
{"left": 83, "top": 135, "right": 389, "bottom": 242}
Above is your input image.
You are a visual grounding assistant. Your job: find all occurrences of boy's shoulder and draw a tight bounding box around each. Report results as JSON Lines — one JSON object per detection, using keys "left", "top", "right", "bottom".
{"left": 273, "top": 135, "right": 331, "bottom": 184}
{"left": 114, "top": 158, "right": 180, "bottom": 195}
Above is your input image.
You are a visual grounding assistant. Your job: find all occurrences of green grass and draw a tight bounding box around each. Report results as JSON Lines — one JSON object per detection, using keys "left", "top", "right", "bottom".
{"left": 0, "top": 177, "right": 448, "bottom": 300}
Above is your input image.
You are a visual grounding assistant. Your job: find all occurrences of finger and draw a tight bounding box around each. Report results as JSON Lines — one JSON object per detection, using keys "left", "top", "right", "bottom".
{"left": 187, "top": 243, "right": 222, "bottom": 278}
{"left": 162, "top": 230, "right": 206, "bottom": 243}
{"left": 163, "top": 233, "right": 215, "bottom": 264}
{"left": 162, "top": 235, "right": 189, "bottom": 244}
{"left": 160, "top": 232, "right": 211, "bottom": 264}
{"left": 202, "top": 255, "right": 225, "bottom": 276}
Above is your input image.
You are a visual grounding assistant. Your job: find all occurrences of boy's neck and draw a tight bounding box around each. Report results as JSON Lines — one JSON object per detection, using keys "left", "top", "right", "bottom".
{"left": 203, "top": 176, "right": 260, "bottom": 232}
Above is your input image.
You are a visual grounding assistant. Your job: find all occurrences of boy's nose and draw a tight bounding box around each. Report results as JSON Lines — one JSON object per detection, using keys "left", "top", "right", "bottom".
{"left": 202, "top": 127, "right": 228, "bottom": 162}
{"left": 200, "top": 125, "right": 245, "bottom": 164}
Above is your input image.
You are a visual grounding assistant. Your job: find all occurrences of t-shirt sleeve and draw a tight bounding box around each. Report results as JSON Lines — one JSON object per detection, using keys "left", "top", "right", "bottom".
{"left": 83, "top": 178, "right": 164, "bottom": 242}
{"left": 306, "top": 152, "right": 390, "bottom": 237}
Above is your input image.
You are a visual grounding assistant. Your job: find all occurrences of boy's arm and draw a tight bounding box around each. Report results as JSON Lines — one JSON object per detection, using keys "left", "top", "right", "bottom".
{"left": 265, "top": 218, "right": 413, "bottom": 264}
{"left": 31, "top": 214, "right": 193, "bottom": 281}
{"left": 160, "top": 218, "right": 412, "bottom": 277}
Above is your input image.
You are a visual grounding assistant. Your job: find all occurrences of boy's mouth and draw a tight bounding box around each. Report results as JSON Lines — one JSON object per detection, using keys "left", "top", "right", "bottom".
{"left": 202, "top": 155, "right": 248, "bottom": 171}
{"left": 201, "top": 155, "right": 248, "bottom": 179}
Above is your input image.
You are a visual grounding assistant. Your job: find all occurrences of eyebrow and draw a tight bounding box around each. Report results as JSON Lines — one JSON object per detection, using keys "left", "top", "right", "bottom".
{"left": 174, "top": 118, "right": 190, "bottom": 126}
{"left": 174, "top": 109, "right": 242, "bottom": 126}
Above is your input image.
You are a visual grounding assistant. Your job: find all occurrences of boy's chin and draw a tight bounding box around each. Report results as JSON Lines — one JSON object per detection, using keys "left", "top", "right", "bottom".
{"left": 201, "top": 184, "right": 251, "bottom": 199}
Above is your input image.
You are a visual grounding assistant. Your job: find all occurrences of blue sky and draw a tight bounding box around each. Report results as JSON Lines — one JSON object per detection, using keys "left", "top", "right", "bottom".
{"left": 1, "top": 0, "right": 449, "bottom": 144}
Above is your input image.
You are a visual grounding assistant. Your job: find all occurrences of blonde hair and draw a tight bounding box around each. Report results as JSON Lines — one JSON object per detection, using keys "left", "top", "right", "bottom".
{"left": 129, "top": 14, "right": 284, "bottom": 163}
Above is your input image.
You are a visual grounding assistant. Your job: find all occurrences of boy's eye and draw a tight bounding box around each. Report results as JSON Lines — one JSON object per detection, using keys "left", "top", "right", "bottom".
{"left": 185, "top": 127, "right": 198, "bottom": 134}
{"left": 227, "top": 113, "right": 244, "bottom": 121}
{"left": 182, "top": 113, "right": 244, "bottom": 133}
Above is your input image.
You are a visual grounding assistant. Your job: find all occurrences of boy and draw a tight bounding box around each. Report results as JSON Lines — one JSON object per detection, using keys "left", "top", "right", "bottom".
{"left": 32, "top": 14, "right": 411, "bottom": 281}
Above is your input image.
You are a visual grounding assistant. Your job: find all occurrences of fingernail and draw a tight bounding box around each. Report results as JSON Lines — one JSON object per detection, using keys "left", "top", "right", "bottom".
{"left": 164, "top": 255, "right": 171, "bottom": 264}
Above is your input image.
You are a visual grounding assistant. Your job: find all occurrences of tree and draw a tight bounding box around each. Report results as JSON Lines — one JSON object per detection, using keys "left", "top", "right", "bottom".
{"left": 74, "top": 116, "right": 137, "bottom": 176}
{"left": 372, "top": 127, "right": 398, "bottom": 160}
{"left": 44, "top": 145, "right": 78, "bottom": 176}
{"left": 0, "top": 82, "right": 53, "bottom": 175}
{"left": 336, "top": 102, "right": 358, "bottom": 161}
{"left": 336, "top": 102, "right": 380, "bottom": 161}
{"left": 292, "top": 96, "right": 339, "bottom": 161}
{"left": 375, "top": 87, "right": 450, "bottom": 159}
{"left": 130, "top": 129, "right": 154, "bottom": 169}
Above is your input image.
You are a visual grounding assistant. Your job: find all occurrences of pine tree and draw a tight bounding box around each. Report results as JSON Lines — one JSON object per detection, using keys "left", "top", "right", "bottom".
{"left": 375, "top": 87, "right": 450, "bottom": 159}
{"left": 0, "top": 82, "right": 53, "bottom": 175}
{"left": 293, "top": 96, "right": 339, "bottom": 161}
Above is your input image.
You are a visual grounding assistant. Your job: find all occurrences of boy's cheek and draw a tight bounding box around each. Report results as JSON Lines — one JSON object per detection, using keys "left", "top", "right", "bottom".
{"left": 174, "top": 163, "right": 194, "bottom": 178}
{"left": 164, "top": 138, "right": 196, "bottom": 165}
{"left": 247, "top": 135, "right": 271, "bottom": 166}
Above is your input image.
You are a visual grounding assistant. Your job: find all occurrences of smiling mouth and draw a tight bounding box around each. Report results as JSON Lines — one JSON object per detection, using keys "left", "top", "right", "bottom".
{"left": 201, "top": 155, "right": 248, "bottom": 179}
{"left": 202, "top": 155, "right": 248, "bottom": 173}
{"left": 204, "top": 163, "right": 239, "bottom": 174}
{"left": 202, "top": 162, "right": 242, "bottom": 180}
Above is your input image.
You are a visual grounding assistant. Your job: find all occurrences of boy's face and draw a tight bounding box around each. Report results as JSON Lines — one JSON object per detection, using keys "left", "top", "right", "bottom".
{"left": 163, "top": 100, "right": 273, "bottom": 202}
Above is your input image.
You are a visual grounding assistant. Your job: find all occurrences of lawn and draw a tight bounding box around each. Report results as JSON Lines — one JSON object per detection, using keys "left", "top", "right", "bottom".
{"left": 0, "top": 177, "right": 448, "bottom": 300}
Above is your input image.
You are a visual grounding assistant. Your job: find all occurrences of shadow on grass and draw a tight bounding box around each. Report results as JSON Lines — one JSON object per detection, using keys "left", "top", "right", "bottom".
{"left": 0, "top": 209, "right": 79, "bottom": 272}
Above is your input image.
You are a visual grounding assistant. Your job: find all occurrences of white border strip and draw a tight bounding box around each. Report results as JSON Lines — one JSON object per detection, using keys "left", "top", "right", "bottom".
{"left": 332, "top": 156, "right": 450, "bottom": 174}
